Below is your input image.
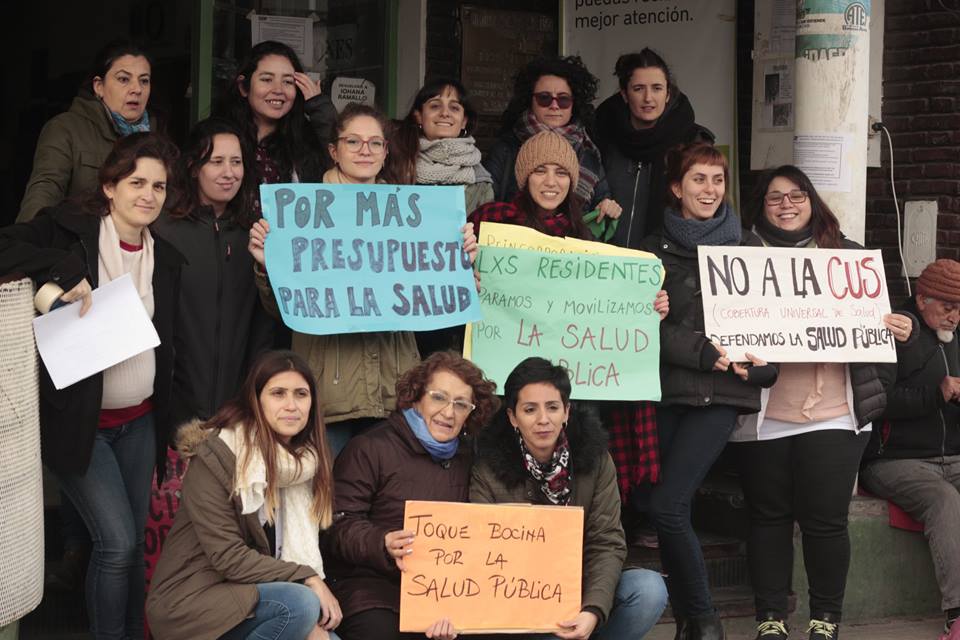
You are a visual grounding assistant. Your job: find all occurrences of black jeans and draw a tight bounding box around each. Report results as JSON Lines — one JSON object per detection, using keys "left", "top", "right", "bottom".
{"left": 645, "top": 404, "right": 739, "bottom": 618}
{"left": 731, "top": 429, "right": 870, "bottom": 621}
{"left": 337, "top": 608, "right": 419, "bottom": 640}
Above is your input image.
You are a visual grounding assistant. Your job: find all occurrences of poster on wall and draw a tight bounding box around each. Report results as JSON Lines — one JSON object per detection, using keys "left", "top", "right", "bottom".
{"left": 561, "top": 0, "right": 737, "bottom": 151}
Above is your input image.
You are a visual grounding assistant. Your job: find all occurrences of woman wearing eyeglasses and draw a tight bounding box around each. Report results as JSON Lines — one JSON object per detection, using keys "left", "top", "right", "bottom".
{"left": 728, "top": 165, "right": 910, "bottom": 640}
{"left": 483, "top": 56, "right": 620, "bottom": 222}
{"left": 323, "top": 351, "right": 500, "bottom": 640}
{"left": 249, "top": 104, "right": 477, "bottom": 455}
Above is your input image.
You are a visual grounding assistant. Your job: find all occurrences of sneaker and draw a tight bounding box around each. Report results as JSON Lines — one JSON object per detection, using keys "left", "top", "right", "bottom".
{"left": 939, "top": 617, "right": 960, "bottom": 640}
{"left": 807, "top": 617, "right": 840, "bottom": 640}
{"left": 755, "top": 615, "right": 789, "bottom": 639}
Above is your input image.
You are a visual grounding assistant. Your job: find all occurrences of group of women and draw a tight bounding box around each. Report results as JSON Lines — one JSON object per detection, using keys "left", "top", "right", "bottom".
{"left": 1, "top": 34, "right": 913, "bottom": 640}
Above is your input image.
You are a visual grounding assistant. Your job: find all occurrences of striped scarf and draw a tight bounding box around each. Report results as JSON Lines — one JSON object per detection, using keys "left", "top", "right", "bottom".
{"left": 514, "top": 110, "right": 601, "bottom": 205}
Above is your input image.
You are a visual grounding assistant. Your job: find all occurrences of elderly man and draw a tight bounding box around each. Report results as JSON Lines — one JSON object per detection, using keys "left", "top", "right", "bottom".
{"left": 861, "top": 258, "right": 960, "bottom": 639}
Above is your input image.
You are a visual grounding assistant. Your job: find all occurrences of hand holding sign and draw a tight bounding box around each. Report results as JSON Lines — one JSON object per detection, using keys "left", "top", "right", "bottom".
{"left": 385, "top": 529, "right": 416, "bottom": 571}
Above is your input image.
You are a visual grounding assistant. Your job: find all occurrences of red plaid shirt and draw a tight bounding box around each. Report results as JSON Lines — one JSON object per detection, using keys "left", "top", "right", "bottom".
{"left": 469, "top": 199, "right": 575, "bottom": 238}
{"left": 601, "top": 401, "right": 660, "bottom": 502}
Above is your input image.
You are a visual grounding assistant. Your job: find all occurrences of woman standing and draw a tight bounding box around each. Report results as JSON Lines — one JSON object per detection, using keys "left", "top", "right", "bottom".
{"left": 324, "top": 351, "right": 500, "bottom": 639}
{"left": 153, "top": 117, "right": 276, "bottom": 437}
{"left": 19, "top": 40, "right": 156, "bottom": 222}
{"left": 146, "top": 350, "right": 339, "bottom": 640}
{"left": 483, "top": 56, "right": 619, "bottom": 219}
{"left": 729, "top": 165, "right": 910, "bottom": 640}
{"left": 595, "top": 49, "right": 713, "bottom": 248}
{"left": 471, "top": 357, "right": 669, "bottom": 639}
{"left": 639, "top": 143, "right": 778, "bottom": 640}
{"left": 249, "top": 104, "right": 477, "bottom": 454}
{"left": 0, "top": 133, "right": 182, "bottom": 640}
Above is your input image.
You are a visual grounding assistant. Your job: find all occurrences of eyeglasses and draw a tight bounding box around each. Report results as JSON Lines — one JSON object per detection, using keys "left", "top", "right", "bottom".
{"left": 532, "top": 92, "right": 573, "bottom": 109}
{"left": 425, "top": 389, "right": 476, "bottom": 416}
{"left": 764, "top": 189, "right": 808, "bottom": 206}
{"left": 337, "top": 136, "right": 387, "bottom": 154}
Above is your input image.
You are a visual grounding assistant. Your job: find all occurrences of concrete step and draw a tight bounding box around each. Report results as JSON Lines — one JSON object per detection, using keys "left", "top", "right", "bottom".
{"left": 647, "top": 615, "right": 945, "bottom": 640}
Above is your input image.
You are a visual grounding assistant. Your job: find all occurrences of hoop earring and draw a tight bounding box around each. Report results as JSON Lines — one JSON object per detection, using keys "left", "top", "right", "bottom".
{"left": 460, "top": 128, "right": 467, "bottom": 137}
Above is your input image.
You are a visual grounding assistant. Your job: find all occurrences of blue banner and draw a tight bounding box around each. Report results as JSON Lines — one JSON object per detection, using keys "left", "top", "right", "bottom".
{"left": 261, "top": 183, "right": 482, "bottom": 335}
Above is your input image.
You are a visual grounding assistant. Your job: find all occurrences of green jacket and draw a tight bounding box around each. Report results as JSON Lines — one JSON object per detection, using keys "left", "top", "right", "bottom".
{"left": 18, "top": 92, "right": 125, "bottom": 222}
{"left": 470, "top": 404, "right": 626, "bottom": 625}
{"left": 255, "top": 266, "right": 420, "bottom": 424}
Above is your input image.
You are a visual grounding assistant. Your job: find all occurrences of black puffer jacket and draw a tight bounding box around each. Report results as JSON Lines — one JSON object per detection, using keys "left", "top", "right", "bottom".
{"left": 864, "top": 299, "right": 960, "bottom": 460}
{"left": 640, "top": 229, "right": 777, "bottom": 412}
{"left": 153, "top": 208, "right": 276, "bottom": 429}
{"left": 0, "top": 203, "right": 183, "bottom": 477}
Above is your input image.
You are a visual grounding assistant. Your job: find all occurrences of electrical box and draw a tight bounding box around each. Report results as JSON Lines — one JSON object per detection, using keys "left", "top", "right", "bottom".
{"left": 903, "top": 200, "right": 938, "bottom": 277}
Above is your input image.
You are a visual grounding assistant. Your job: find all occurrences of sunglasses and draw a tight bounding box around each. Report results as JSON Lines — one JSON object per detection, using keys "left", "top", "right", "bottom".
{"left": 532, "top": 92, "right": 573, "bottom": 109}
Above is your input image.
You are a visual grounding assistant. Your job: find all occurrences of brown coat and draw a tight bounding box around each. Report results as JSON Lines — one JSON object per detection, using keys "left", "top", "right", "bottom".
{"left": 145, "top": 429, "right": 318, "bottom": 640}
{"left": 323, "top": 412, "right": 472, "bottom": 618}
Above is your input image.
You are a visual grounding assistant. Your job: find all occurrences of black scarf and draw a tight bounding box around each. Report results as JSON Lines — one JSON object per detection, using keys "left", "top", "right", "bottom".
{"left": 754, "top": 215, "right": 814, "bottom": 247}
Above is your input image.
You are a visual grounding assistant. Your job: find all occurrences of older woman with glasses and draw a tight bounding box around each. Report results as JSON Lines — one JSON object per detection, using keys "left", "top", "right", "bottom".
{"left": 322, "top": 351, "right": 500, "bottom": 640}
{"left": 728, "top": 165, "right": 912, "bottom": 640}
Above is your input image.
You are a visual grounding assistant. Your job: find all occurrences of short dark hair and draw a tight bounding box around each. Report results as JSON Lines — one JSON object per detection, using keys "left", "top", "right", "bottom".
{"left": 614, "top": 48, "right": 677, "bottom": 96}
{"left": 395, "top": 351, "right": 500, "bottom": 435}
{"left": 503, "top": 357, "right": 572, "bottom": 410}
{"left": 663, "top": 142, "right": 729, "bottom": 209}
{"left": 80, "top": 132, "right": 179, "bottom": 216}
{"left": 88, "top": 39, "right": 153, "bottom": 92}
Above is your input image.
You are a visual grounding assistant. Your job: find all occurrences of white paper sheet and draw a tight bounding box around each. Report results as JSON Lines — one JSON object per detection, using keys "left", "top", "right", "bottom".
{"left": 32, "top": 274, "right": 160, "bottom": 390}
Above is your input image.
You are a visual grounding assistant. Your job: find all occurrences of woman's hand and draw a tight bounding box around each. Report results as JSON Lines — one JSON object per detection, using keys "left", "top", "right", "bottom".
{"left": 596, "top": 198, "right": 622, "bottom": 221}
{"left": 294, "top": 72, "right": 322, "bottom": 101}
{"left": 461, "top": 223, "right": 478, "bottom": 265}
{"left": 883, "top": 312, "right": 913, "bottom": 343}
{"left": 384, "top": 529, "right": 415, "bottom": 571}
{"left": 710, "top": 342, "right": 731, "bottom": 372}
{"left": 307, "top": 625, "right": 331, "bottom": 640}
{"left": 248, "top": 219, "right": 270, "bottom": 267}
{"left": 60, "top": 278, "right": 93, "bottom": 317}
{"left": 555, "top": 611, "right": 599, "bottom": 640}
{"left": 305, "top": 576, "right": 342, "bottom": 630}
{"left": 732, "top": 352, "right": 767, "bottom": 381}
{"left": 425, "top": 617, "right": 458, "bottom": 639}
{"left": 654, "top": 289, "right": 669, "bottom": 320}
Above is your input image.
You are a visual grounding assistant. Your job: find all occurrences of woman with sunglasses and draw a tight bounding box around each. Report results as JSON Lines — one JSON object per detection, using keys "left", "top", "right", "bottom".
{"left": 323, "top": 351, "right": 500, "bottom": 640}
{"left": 728, "top": 165, "right": 911, "bottom": 640}
{"left": 249, "top": 104, "right": 477, "bottom": 455}
{"left": 483, "top": 56, "right": 620, "bottom": 222}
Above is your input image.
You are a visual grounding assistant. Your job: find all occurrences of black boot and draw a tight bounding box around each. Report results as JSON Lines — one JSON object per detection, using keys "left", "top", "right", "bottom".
{"left": 754, "top": 611, "right": 789, "bottom": 639}
{"left": 673, "top": 617, "right": 689, "bottom": 640}
{"left": 689, "top": 611, "right": 725, "bottom": 640}
{"left": 807, "top": 612, "right": 840, "bottom": 640}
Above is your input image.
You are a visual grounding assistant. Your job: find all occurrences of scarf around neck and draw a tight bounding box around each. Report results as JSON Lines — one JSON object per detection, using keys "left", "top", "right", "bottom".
{"left": 403, "top": 407, "right": 460, "bottom": 461}
{"left": 514, "top": 109, "right": 600, "bottom": 204}
{"left": 98, "top": 215, "right": 155, "bottom": 316}
{"left": 518, "top": 428, "right": 572, "bottom": 506}
{"left": 103, "top": 101, "right": 151, "bottom": 136}
{"left": 662, "top": 201, "right": 743, "bottom": 251}
{"left": 755, "top": 214, "right": 814, "bottom": 247}
{"left": 595, "top": 91, "right": 698, "bottom": 164}
{"left": 219, "top": 426, "right": 325, "bottom": 577}
{"left": 415, "top": 136, "right": 490, "bottom": 186}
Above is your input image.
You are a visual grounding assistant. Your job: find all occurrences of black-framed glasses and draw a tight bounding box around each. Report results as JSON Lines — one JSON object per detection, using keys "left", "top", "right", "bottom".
{"left": 764, "top": 189, "right": 808, "bottom": 206}
{"left": 337, "top": 136, "right": 387, "bottom": 154}
{"left": 425, "top": 389, "right": 476, "bottom": 416}
{"left": 532, "top": 92, "right": 573, "bottom": 109}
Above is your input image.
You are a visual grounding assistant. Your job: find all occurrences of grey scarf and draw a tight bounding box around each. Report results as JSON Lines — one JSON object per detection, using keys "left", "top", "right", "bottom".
{"left": 662, "top": 202, "right": 743, "bottom": 250}
{"left": 416, "top": 136, "right": 491, "bottom": 185}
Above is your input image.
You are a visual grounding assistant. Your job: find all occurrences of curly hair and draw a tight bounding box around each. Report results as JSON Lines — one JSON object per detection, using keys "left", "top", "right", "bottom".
{"left": 395, "top": 351, "right": 499, "bottom": 435}
{"left": 499, "top": 56, "right": 599, "bottom": 134}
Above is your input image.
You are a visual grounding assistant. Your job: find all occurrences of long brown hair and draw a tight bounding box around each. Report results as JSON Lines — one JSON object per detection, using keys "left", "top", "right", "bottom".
{"left": 748, "top": 164, "right": 842, "bottom": 249}
{"left": 329, "top": 103, "right": 409, "bottom": 185}
{"left": 206, "top": 350, "right": 334, "bottom": 527}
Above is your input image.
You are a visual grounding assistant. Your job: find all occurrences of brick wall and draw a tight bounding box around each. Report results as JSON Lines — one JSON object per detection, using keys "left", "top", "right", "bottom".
{"left": 866, "top": 0, "right": 960, "bottom": 302}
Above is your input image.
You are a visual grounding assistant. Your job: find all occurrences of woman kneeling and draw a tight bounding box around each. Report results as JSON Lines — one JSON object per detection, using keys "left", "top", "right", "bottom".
{"left": 471, "top": 358, "right": 668, "bottom": 639}
{"left": 146, "top": 350, "right": 339, "bottom": 640}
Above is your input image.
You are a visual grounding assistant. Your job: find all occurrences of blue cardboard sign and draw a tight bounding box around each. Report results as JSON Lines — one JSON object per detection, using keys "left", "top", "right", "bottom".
{"left": 261, "top": 183, "right": 482, "bottom": 335}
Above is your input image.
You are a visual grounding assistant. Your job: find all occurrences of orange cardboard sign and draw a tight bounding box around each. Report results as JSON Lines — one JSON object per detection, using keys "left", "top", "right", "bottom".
{"left": 399, "top": 500, "right": 584, "bottom": 633}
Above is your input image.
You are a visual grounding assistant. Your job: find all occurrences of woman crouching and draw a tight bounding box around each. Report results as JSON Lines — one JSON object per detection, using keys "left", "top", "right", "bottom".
{"left": 146, "top": 350, "right": 339, "bottom": 640}
{"left": 471, "top": 358, "right": 668, "bottom": 639}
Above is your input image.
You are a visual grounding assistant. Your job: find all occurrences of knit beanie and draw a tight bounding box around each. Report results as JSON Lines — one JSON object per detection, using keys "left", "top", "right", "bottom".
{"left": 514, "top": 131, "right": 580, "bottom": 191}
{"left": 917, "top": 259, "right": 960, "bottom": 303}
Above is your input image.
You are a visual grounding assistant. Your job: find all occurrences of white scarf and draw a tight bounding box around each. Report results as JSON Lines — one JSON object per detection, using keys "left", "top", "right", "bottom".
{"left": 98, "top": 215, "right": 155, "bottom": 316}
{"left": 219, "top": 426, "right": 325, "bottom": 578}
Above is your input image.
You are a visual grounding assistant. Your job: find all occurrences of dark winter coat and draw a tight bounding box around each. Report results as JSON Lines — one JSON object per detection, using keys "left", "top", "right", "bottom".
{"left": 864, "top": 299, "right": 960, "bottom": 460}
{"left": 640, "top": 229, "right": 777, "bottom": 412}
{"left": 323, "top": 412, "right": 472, "bottom": 618}
{"left": 594, "top": 92, "right": 713, "bottom": 249}
{"left": 482, "top": 129, "right": 611, "bottom": 211}
{"left": 470, "top": 405, "right": 626, "bottom": 625}
{"left": 0, "top": 202, "right": 183, "bottom": 477}
{"left": 152, "top": 208, "right": 276, "bottom": 428}
{"left": 145, "top": 427, "right": 318, "bottom": 640}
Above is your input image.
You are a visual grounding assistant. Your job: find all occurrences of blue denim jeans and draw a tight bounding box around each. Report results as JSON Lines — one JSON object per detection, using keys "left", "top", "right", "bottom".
{"left": 220, "top": 582, "right": 341, "bottom": 640}
{"left": 57, "top": 413, "right": 156, "bottom": 640}
{"left": 527, "top": 568, "right": 668, "bottom": 639}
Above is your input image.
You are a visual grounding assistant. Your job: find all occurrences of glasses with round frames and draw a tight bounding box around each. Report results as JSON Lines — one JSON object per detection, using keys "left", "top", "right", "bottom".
{"left": 532, "top": 92, "right": 573, "bottom": 109}
{"left": 425, "top": 389, "right": 476, "bottom": 416}
{"left": 337, "top": 136, "right": 387, "bottom": 154}
{"left": 764, "top": 189, "right": 809, "bottom": 206}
